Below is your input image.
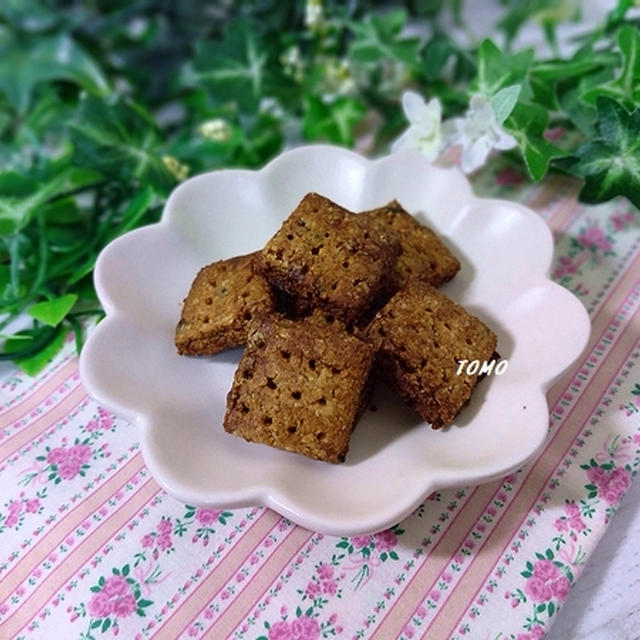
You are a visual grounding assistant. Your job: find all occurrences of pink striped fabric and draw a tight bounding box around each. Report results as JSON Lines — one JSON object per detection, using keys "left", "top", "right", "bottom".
{"left": 2, "top": 161, "right": 640, "bottom": 640}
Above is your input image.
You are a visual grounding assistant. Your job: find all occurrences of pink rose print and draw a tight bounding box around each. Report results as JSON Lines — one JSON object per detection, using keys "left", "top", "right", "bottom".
{"left": 110, "top": 594, "right": 137, "bottom": 618}
{"left": 102, "top": 575, "right": 129, "bottom": 597}
{"left": 180, "top": 505, "right": 232, "bottom": 545}
{"left": 195, "top": 507, "right": 220, "bottom": 526}
{"left": 81, "top": 565, "right": 154, "bottom": 628}
{"left": 38, "top": 440, "right": 95, "bottom": 484}
{"left": 57, "top": 459, "right": 80, "bottom": 480}
{"left": 543, "top": 126, "right": 565, "bottom": 141}
{"left": 373, "top": 529, "right": 397, "bottom": 551}
{"left": 291, "top": 615, "right": 320, "bottom": 640}
{"left": 610, "top": 209, "right": 634, "bottom": 231}
{"left": 533, "top": 560, "right": 558, "bottom": 582}
{"left": 316, "top": 563, "right": 333, "bottom": 580}
{"left": 46, "top": 447, "right": 67, "bottom": 464}
{"left": 67, "top": 444, "right": 92, "bottom": 465}
{"left": 514, "top": 548, "right": 575, "bottom": 636}
{"left": 139, "top": 518, "right": 174, "bottom": 556}
{"left": 577, "top": 225, "right": 612, "bottom": 252}
{"left": 583, "top": 459, "right": 631, "bottom": 505}
{"left": 531, "top": 625, "right": 545, "bottom": 639}
{"left": 268, "top": 620, "right": 292, "bottom": 640}
{"left": 550, "top": 576, "right": 570, "bottom": 600}
{"left": 552, "top": 255, "right": 579, "bottom": 280}
{"left": 87, "top": 591, "right": 112, "bottom": 618}
{"left": 25, "top": 498, "right": 40, "bottom": 513}
{"left": 85, "top": 407, "right": 115, "bottom": 433}
{"left": 523, "top": 560, "right": 571, "bottom": 604}
{"left": 157, "top": 518, "right": 172, "bottom": 535}
{"left": 337, "top": 525, "right": 404, "bottom": 588}
{"left": 553, "top": 502, "right": 589, "bottom": 537}
{"left": 305, "top": 581, "right": 321, "bottom": 599}
{"left": 350, "top": 535, "right": 371, "bottom": 549}
{"left": 495, "top": 166, "right": 524, "bottom": 186}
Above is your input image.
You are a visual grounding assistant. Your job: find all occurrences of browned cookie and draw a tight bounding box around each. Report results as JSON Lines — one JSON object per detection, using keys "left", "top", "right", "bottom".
{"left": 224, "top": 312, "right": 375, "bottom": 463}
{"left": 175, "top": 253, "right": 275, "bottom": 356}
{"left": 256, "top": 193, "right": 400, "bottom": 323}
{"left": 360, "top": 200, "right": 460, "bottom": 290}
{"left": 367, "top": 281, "right": 497, "bottom": 429}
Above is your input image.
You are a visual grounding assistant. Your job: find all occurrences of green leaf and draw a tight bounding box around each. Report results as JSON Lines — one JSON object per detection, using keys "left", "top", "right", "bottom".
{"left": 101, "top": 618, "right": 111, "bottom": 633}
{"left": 556, "top": 78, "right": 597, "bottom": 138}
{"left": 69, "top": 95, "right": 174, "bottom": 193}
{"left": 191, "top": 20, "right": 269, "bottom": 114}
{"left": 0, "top": 28, "right": 109, "bottom": 113}
{"left": 547, "top": 601, "right": 556, "bottom": 617}
{"left": 475, "top": 39, "right": 533, "bottom": 98}
{"left": 27, "top": 294, "right": 77, "bottom": 326}
{"left": 137, "top": 599, "right": 153, "bottom": 608}
{"left": 4, "top": 325, "right": 66, "bottom": 375}
{"left": 490, "top": 85, "right": 521, "bottom": 123}
{"left": 581, "top": 26, "right": 640, "bottom": 109}
{"left": 0, "top": 0, "right": 61, "bottom": 32}
{"left": 302, "top": 96, "right": 366, "bottom": 147}
{"left": 0, "top": 168, "right": 87, "bottom": 235}
{"left": 422, "top": 34, "right": 454, "bottom": 81}
{"left": 562, "top": 97, "right": 640, "bottom": 207}
{"left": 504, "top": 101, "right": 563, "bottom": 181}
{"left": 349, "top": 9, "right": 420, "bottom": 67}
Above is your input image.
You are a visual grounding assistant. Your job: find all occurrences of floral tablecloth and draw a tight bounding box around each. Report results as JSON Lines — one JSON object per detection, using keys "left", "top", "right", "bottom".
{"left": 1, "top": 156, "right": 639, "bottom": 640}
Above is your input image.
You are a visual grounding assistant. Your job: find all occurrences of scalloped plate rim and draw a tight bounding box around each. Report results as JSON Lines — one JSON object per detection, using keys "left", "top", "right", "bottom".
{"left": 79, "top": 144, "right": 591, "bottom": 535}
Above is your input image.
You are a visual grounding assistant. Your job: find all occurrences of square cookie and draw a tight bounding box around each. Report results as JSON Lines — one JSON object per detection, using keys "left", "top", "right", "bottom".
{"left": 175, "top": 252, "right": 275, "bottom": 356}
{"left": 256, "top": 193, "right": 400, "bottom": 322}
{"left": 359, "top": 200, "right": 460, "bottom": 290}
{"left": 367, "top": 281, "right": 497, "bottom": 428}
{"left": 224, "top": 312, "right": 375, "bottom": 463}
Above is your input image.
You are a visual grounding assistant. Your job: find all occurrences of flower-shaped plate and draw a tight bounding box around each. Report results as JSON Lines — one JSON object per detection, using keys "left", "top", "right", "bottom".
{"left": 79, "top": 145, "right": 590, "bottom": 535}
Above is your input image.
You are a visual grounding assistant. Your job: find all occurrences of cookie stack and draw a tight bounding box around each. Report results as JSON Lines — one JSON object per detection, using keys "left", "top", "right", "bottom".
{"left": 175, "top": 193, "right": 497, "bottom": 463}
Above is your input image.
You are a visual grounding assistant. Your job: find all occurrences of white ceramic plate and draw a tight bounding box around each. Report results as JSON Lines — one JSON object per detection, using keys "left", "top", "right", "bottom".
{"left": 79, "top": 145, "right": 590, "bottom": 536}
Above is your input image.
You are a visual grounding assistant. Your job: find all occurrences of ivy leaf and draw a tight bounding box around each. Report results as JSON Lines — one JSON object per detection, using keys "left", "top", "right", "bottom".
{"left": 0, "top": 0, "right": 61, "bottom": 32}
{"left": 490, "top": 84, "right": 521, "bottom": 124}
{"left": 349, "top": 9, "right": 420, "bottom": 67}
{"left": 504, "top": 101, "right": 564, "bottom": 180}
{"left": 580, "top": 25, "right": 640, "bottom": 109}
{"left": 3, "top": 325, "right": 66, "bottom": 375}
{"left": 474, "top": 39, "right": 533, "bottom": 98}
{"left": 191, "top": 20, "right": 270, "bottom": 114}
{"left": 302, "top": 96, "right": 366, "bottom": 147}
{"left": 69, "top": 95, "right": 175, "bottom": 193}
{"left": 0, "top": 167, "right": 93, "bottom": 235}
{"left": 0, "top": 28, "right": 109, "bottom": 114}
{"left": 27, "top": 294, "right": 77, "bottom": 326}
{"left": 562, "top": 97, "right": 640, "bottom": 207}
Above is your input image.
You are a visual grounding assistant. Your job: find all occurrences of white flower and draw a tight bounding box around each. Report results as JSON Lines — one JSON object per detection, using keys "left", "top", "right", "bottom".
{"left": 442, "top": 94, "right": 517, "bottom": 174}
{"left": 392, "top": 91, "right": 442, "bottom": 162}
{"left": 198, "top": 118, "right": 231, "bottom": 142}
{"left": 305, "top": 0, "right": 325, "bottom": 31}
{"left": 162, "top": 155, "right": 189, "bottom": 182}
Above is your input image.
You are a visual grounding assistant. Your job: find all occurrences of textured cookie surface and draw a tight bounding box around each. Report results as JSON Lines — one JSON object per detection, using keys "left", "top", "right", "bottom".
{"left": 224, "top": 312, "right": 375, "bottom": 463}
{"left": 257, "top": 193, "right": 400, "bottom": 322}
{"left": 360, "top": 200, "right": 460, "bottom": 290}
{"left": 367, "top": 281, "right": 497, "bottom": 429}
{"left": 175, "top": 253, "right": 274, "bottom": 356}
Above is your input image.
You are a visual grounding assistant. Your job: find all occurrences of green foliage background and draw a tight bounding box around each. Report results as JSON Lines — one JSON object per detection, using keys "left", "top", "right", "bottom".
{"left": 0, "top": 0, "right": 638, "bottom": 372}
